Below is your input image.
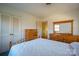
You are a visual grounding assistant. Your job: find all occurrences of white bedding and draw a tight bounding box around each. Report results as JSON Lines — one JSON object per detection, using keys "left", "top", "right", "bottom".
{"left": 70, "top": 42, "right": 79, "bottom": 56}
{"left": 9, "top": 38, "right": 73, "bottom": 56}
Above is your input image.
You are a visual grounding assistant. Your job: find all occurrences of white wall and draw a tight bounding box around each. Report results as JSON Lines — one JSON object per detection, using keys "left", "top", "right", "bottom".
{"left": 43, "top": 11, "right": 79, "bottom": 38}
{"left": 21, "top": 14, "right": 37, "bottom": 40}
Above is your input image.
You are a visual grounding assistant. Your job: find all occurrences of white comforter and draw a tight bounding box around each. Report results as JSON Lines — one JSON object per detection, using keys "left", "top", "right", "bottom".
{"left": 9, "top": 38, "right": 73, "bottom": 56}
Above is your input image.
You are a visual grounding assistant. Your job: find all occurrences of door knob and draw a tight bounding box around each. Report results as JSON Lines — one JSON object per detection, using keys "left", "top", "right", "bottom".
{"left": 10, "top": 34, "right": 14, "bottom": 35}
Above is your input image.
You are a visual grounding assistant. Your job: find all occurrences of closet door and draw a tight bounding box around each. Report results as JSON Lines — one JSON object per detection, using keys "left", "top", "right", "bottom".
{"left": 1, "top": 15, "right": 11, "bottom": 52}
{"left": 12, "top": 17, "right": 20, "bottom": 44}
{"left": 0, "top": 14, "right": 1, "bottom": 52}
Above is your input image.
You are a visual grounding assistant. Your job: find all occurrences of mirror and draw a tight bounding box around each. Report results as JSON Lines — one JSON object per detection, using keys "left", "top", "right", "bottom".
{"left": 53, "top": 20, "right": 73, "bottom": 34}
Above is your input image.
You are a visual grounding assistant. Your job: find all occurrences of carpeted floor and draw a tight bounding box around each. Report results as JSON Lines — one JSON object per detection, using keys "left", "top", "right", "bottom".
{"left": 0, "top": 50, "right": 9, "bottom": 56}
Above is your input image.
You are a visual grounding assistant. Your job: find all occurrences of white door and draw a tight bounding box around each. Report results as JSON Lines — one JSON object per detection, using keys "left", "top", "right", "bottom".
{"left": 0, "top": 14, "right": 1, "bottom": 53}
{"left": 12, "top": 17, "right": 20, "bottom": 44}
{"left": 1, "top": 14, "right": 11, "bottom": 52}
{"left": 1, "top": 14, "right": 20, "bottom": 53}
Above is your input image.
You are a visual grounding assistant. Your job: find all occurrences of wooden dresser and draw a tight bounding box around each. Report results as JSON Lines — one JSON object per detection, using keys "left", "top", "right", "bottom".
{"left": 25, "top": 29, "right": 38, "bottom": 41}
{"left": 49, "top": 33, "right": 79, "bottom": 43}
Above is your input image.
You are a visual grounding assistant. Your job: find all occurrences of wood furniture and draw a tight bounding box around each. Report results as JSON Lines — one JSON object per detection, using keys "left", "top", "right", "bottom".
{"left": 25, "top": 29, "right": 38, "bottom": 41}
{"left": 74, "top": 35, "right": 79, "bottom": 42}
{"left": 49, "top": 33, "right": 79, "bottom": 43}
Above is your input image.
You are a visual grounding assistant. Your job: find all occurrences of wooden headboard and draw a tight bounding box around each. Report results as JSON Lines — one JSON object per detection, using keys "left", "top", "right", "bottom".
{"left": 25, "top": 29, "right": 38, "bottom": 41}
{"left": 49, "top": 33, "right": 79, "bottom": 43}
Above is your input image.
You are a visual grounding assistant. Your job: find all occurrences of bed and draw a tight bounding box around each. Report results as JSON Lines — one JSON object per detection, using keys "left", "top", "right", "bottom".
{"left": 9, "top": 38, "right": 74, "bottom": 56}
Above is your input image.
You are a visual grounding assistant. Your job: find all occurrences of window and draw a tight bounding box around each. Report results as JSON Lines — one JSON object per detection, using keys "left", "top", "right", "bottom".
{"left": 54, "top": 24, "right": 60, "bottom": 32}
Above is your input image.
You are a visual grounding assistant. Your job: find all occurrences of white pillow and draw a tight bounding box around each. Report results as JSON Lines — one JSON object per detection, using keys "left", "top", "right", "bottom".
{"left": 70, "top": 42, "right": 79, "bottom": 56}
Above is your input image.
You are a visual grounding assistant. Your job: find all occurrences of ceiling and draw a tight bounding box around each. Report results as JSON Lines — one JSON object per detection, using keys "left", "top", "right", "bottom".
{"left": 0, "top": 3, "right": 79, "bottom": 18}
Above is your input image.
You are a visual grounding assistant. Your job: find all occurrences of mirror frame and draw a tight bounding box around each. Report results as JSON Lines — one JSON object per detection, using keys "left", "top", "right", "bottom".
{"left": 53, "top": 20, "right": 73, "bottom": 35}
